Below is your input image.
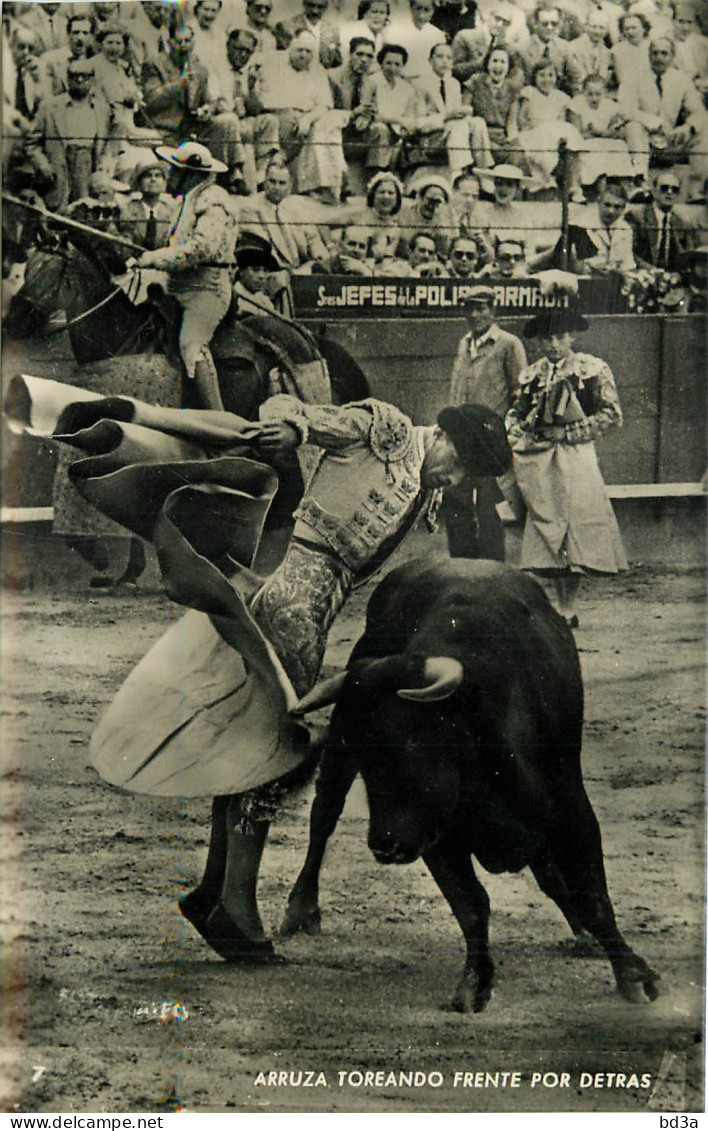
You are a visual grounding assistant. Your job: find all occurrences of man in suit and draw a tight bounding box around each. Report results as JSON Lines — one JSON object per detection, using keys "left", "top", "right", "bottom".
{"left": 41, "top": 13, "right": 96, "bottom": 97}
{"left": 274, "top": 0, "right": 342, "bottom": 69}
{"left": 18, "top": 1, "right": 69, "bottom": 54}
{"left": 628, "top": 169, "right": 699, "bottom": 270}
{"left": 619, "top": 36, "right": 708, "bottom": 180}
{"left": 521, "top": 3, "right": 583, "bottom": 95}
{"left": 219, "top": 28, "right": 281, "bottom": 193}
{"left": 331, "top": 36, "right": 389, "bottom": 175}
{"left": 568, "top": 10, "right": 614, "bottom": 91}
{"left": 239, "top": 157, "right": 330, "bottom": 271}
{"left": 415, "top": 41, "right": 494, "bottom": 174}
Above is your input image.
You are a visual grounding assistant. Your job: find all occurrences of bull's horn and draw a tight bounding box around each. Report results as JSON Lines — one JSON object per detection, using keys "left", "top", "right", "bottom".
{"left": 292, "top": 671, "right": 347, "bottom": 716}
{"left": 397, "top": 657, "right": 464, "bottom": 702}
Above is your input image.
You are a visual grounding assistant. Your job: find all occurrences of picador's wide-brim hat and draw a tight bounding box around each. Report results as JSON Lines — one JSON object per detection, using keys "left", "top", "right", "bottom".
{"left": 154, "top": 141, "right": 228, "bottom": 174}
{"left": 437, "top": 404, "right": 511, "bottom": 477}
{"left": 523, "top": 308, "right": 589, "bottom": 337}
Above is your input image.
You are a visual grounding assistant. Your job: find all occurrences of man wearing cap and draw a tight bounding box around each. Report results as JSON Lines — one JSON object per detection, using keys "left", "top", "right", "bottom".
{"left": 117, "top": 160, "right": 180, "bottom": 250}
{"left": 441, "top": 284, "right": 527, "bottom": 560}
{"left": 232, "top": 233, "right": 280, "bottom": 315}
{"left": 506, "top": 307, "right": 626, "bottom": 625}
{"left": 178, "top": 392, "right": 511, "bottom": 962}
{"left": 26, "top": 57, "right": 112, "bottom": 212}
{"left": 133, "top": 142, "right": 238, "bottom": 411}
{"left": 628, "top": 169, "right": 699, "bottom": 271}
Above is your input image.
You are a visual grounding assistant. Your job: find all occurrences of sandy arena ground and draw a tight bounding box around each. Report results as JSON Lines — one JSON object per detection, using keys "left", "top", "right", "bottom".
{"left": 0, "top": 529, "right": 704, "bottom": 1115}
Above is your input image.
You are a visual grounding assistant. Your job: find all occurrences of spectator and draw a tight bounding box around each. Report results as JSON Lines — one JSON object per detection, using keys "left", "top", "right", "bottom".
{"left": 430, "top": 0, "right": 479, "bottom": 44}
{"left": 366, "top": 43, "right": 420, "bottom": 169}
{"left": 620, "top": 36, "right": 708, "bottom": 182}
{"left": 479, "top": 235, "right": 529, "bottom": 276}
{"left": 118, "top": 160, "right": 180, "bottom": 249}
{"left": 575, "top": 181, "right": 636, "bottom": 272}
{"left": 18, "top": 1, "right": 69, "bottom": 54}
{"left": 26, "top": 58, "right": 112, "bottom": 212}
{"left": 141, "top": 19, "right": 247, "bottom": 192}
{"left": 135, "top": 141, "right": 238, "bottom": 411}
{"left": 131, "top": 1, "right": 172, "bottom": 70}
{"left": 506, "top": 307, "right": 627, "bottom": 625}
{"left": 259, "top": 31, "right": 347, "bottom": 203}
{"left": 611, "top": 13, "right": 652, "bottom": 87}
{"left": 92, "top": 22, "right": 145, "bottom": 150}
{"left": 274, "top": 0, "right": 343, "bottom": 69}
{"left": 326, "top": 224, "right": 376, "bottom": 272}
{"left": 405, "top": 229, "right": 448, "bottom": 273}
{"left": 42, "top": 13, "right": 96, "bottom": 97}
{"left": 451, "top": 0, "right": 523, "bottom": 85}
{"left": 398, "top": 173, "right": 458, "bottom": 257}
{"left": 568, "top": 10, "right": 614, "bottom": 91}
{"left": 671, "top": 2, "right": 708, "bottom": 92}
{"left": 447, "top": 232, "right": 484, "bottom": 275}
{"left": 443, "top": 284, "right": 527, "bottom": 559}
{"left": 463, "top": 45, "right": 524, "bottom": 165}
{"left": 569, "top": 73, "right": 633, "bottom": 185}
{"left": 511, "top": 60, "right": 585, "bottom": 198}
{"left": 220, "top": 28, "right": 281, "bottom": 193}
{"left": 628, "top": 169, "right": 699, "bottom": 270}
{"left": 681, "top": 244, "right": 708, "bottom": 311}
{"left": 9, "top": 23, "right": 47, "bottom": 122}
{"left": 340, "top": 0, "right": 391, "bottom": 65}
{"left": 242, "top": 0, "right": 281, "bottom": 63}
{"left": 476, "top": 162, "right": 534, "bottom": 246}
{"left": 65, "top": 170, "right": 130, "bottom": 230}
{"left": 415, "top": 41, "right": 494, "bottom": 174}
{"left": 521, "top": 4, "right": 583, "bottom": 96}
{"left": 331, "top": 36, "right": 390, "bottom": 178}
{"left": 382, "top": 0, "right": 446, "bottom": 81}
{"left": 190, "top": 0, "right": 231, "bottom": 102}
{"left": 239, "top": 157, "right": 330, "bottom": 270}
{"left": 345, "top": 169, "right": 405, "bottom": 257}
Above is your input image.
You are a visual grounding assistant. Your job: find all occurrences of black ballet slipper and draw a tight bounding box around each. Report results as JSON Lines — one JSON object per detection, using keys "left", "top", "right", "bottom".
{"left": 203, "top": 903, "right": 284, "bottom": 965}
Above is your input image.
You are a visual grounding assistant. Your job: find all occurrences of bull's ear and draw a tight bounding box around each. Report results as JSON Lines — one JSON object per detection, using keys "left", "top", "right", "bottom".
{"left": 397, "top": 656, "right": 464, "bottom": 702}
{"left": 292, "top": 671, "right": 347, "bottom": 716}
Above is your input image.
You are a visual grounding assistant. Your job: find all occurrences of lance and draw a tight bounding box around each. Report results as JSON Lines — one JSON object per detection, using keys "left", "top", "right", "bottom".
{"left": 2, "top": 190, "right": 145, "bottom": 255}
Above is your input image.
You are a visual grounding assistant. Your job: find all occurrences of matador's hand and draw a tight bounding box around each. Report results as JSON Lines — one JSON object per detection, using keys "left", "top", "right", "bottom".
{"left": 254, "top": 422, "right": 300, "bottom": 455}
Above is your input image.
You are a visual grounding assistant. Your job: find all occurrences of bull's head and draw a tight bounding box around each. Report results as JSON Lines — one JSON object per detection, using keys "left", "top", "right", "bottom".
{"left": 295, "top": 655, "right": 467, "bottom": 865}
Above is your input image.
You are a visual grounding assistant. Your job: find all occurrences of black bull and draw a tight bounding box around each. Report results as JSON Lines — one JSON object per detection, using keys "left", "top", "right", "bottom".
{"left": 285, "top": 558, "right": 659, "bottom": 1013}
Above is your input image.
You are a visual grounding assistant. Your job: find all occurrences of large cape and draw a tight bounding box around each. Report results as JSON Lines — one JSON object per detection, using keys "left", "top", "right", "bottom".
{"left": 6, "top": 374, "right": 314, "bottom": 798}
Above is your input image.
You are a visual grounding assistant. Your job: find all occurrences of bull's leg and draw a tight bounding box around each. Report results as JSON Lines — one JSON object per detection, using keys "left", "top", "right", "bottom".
{"left": 423, "top": 841, "right": 494, "bottom": 1014}
{"left": 530, "top": 853, "right": 599, "bottom": 954}
{"left": 547, "top": 791, "right": 659, "bottom": 1002}
{"left": 280, "top": 745, "right": 359, "bottom": 937}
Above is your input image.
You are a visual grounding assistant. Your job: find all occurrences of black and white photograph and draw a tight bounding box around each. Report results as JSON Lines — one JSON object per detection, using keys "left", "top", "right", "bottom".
{"left": 0, "top": 0, "right": 705, "bottom": 1117}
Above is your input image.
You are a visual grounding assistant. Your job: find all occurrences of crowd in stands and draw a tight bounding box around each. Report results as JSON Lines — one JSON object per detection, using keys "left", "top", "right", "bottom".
{"left": 3, "top": 0, "right": 708, "bottom": 309}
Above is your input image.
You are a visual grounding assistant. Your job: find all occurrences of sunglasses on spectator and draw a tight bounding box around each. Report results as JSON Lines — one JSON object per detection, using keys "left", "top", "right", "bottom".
{"left": 453, "top": 249, "right": 478, "bottom": 259}
{"left": 657, "top": 183, "right": 680, "bottom": 194}
{"left": 250, "top": 3, "right": 272, "bottom": 10}
{"left": 498, "top": 251, "right": 524, "bottom": 261}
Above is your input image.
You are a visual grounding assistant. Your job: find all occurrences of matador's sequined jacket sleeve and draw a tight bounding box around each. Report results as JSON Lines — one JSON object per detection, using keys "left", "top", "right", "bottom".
{"left": 506, "top": 353, "right": 623, "bottom": 449}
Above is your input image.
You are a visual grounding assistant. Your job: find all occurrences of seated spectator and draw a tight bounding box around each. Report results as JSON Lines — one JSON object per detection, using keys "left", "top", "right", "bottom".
{"left": 141, "top": 18, "right": 247, "bottom": 192}
{"left": 118, "top": 160, "right": 180, "bottom": 249}
{"left": 239, "top": 157, "right": 331, "bottom": 270}
{"left": 232, "top": 235, "right": 280, "bottom": 314}
{"left": 9, "top": 23, "right": 48, "bottom": 122}
{"left": 451, "top": 1, "right": 524, "bottom": 85}
{"left": 450, "top": 170, "right": 493, "bottom": 254}
{"left": 340, "top": 0, "right": 391, "bottom": 66}
{"left": 26, "top": 58, "right": 112, "bottom": 212}
{"left": 259, "top": 31, "right": 347, "bottom": 203}
{"left": 510, "top": 60, "right": 584, "bottom": 198}
{"left": 18, "top": 1, "right": 69, "bottom": 54}
{"left": 415, "top": 41, "right": 494, "bottom": 174}
{"left": 274, "top": 0, "right": 343, "bottom": 69}
{"left": 130, "top": 1, "right": 172, "bottom": 71}
{"left": 65, "top": 170, "right": 129, "bottom": 231}
{"left": 463, "top": 45, "right": 524, "bottom": 166}
{"left": 476, "top": 162, "right": 554, "bottom": 253}
{"left": 672, "top": 2, "right": 708, "bottom": 93}
{"left": 520, "top": 4, "right": 583, "bottom": 96}
{"left": 331, "top": 36, "right": 389, "bottom": 181}
{"left": 92, "top": 21, "right": 146, "bottom": 153}
{"left": 611, "top": 13, "right": 652, "bottom": 88}
{"left": 189, "top": 0, "right": 232, "bottom": 102}
{"left": 42, "top": 12, "right": 96, "bottom": 97}
{"left": 447, "top": 233, "right": 485, "bottom": 276}
{"left": 569, "top": 73, "right": 633, "bottom": 185}
{"left": 574, "top": 181, "right": 637, "bottom": 272}
{"left": 620, "top": 35, "right": 708, "bottom": 182}
{"left": 568, "top": 0, "right": 622, "bottom": 45}
{"left": 382, "top": 0, "right": 446, "bottom": 82}
{"left": 569, "top": 10, "right": 613, "bottom": 91}
{"left": 242, "top": 0, "right": 281, "bottom": 65}
{"left": 628, "top": 168, "right": 699, "bottom": 270}
{"left": 365, "top": 43, "right": 421, "bottom": 169}
{"left": 344, "top": 169, "right": 406, "bottom": 256}
{"left": 404, "top": 228, "right": 448, "bottom": 273}
{"left": 398, "top": 173, "right": 458, "bottom": 257}
{"left": 325, "top": 224, "right": 376, "bottom": 273}
{"left": 219, "top": 28, "right": 281, "bottom": 194}
{"left": 479, "top": 235, "right": 529, "bottom": 276}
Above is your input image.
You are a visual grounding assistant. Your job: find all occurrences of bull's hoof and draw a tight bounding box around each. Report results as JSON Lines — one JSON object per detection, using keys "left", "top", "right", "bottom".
{"left": 204, "top": 903, "right": 284, "bottom": 965}
{"left": 279, "top": 903, "right": 322, "bottom": 938}
{"left": 616, "top": 958, "right": 660, "bottom": 1004}
{"left": 450, "top": 970, "right": 493, "bottom": 1014}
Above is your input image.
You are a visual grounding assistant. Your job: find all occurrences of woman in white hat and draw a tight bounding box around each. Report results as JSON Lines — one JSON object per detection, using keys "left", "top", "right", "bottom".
{"left": 134, "top": 142, "right": 238, "bottom": 410}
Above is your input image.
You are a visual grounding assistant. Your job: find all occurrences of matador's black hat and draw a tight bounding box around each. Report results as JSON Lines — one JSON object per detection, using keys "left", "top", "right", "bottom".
{"left": 437, "top": 403, "right": 511, "bottom": 476}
